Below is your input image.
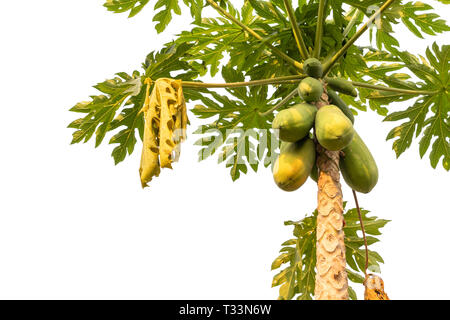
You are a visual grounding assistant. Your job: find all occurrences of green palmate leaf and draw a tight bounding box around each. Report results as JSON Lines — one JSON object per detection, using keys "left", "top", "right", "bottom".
{"left": 104, "top": 0, "right": 150, "bottom": 17}
{"left": 384, "top": 43, "right": 450, "bottom": 170}
{"left": 340, "top": 1, "right": 449, "bottom": 55}
{"left": 108, "top": 90, "right": 146, "bottom": 164}
{"left": 104, "top": 0, "right": 206, "bottom": 32}
{"left": 271, "top": 203, "right": 389, "bottom": 300}
{"left": 362, "top": 47, "right": 400, "bottom": 62}
{"left": 271, "top": 215, "right": 316, "bottom": 300}
{"left": 176, "top": 17, "right": 244, "bottom": 76}
{"left": 337, "top": 46, "right": 368, "bottom": 79}
{"left": 175, "top": 1, "right": 290, "bottom": 77}
{"left": 398, "top": 1, "right": 450, "bottom": 38}
{"left": 153, "top": 0, "right": 181, "bottom": 33}
{"left": 348, "top": 286, "right": 358, "bottom": 300}
{"left": 144, "top": 42, "right": 200, "bottom": 79}
{"left": 68, "top": 73, "right": 142, "bottom": 148}
{"left": 247, "top": 0, "right": 287, "bottom": 24}
{"left": 192, "top": 66, "right": 279, "bottom": 180}
{"left": 344, "top": 207, "right": 390, "bottom": 273}
{"left": 374, "top": 29, "right": 400, "bottom": 52}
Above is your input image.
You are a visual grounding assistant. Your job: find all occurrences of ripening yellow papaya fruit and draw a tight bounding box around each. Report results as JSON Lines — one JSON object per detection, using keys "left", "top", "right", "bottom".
{"left": 326, "top": 89, "right": 355, "bottom": 124}
{"left": 315, "top": 105, "right": 355, "bottom": 151}
{"left": 273, "top": 138, "right": 316, "bottom": 191}
{"left": 272, "top": 103, "right": 317, "bottom": 142}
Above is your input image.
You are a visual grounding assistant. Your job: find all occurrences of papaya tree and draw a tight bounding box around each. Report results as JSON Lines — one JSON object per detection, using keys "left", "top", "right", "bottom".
{"left": 69, "top": 0, "right": 449, "bottom": 300}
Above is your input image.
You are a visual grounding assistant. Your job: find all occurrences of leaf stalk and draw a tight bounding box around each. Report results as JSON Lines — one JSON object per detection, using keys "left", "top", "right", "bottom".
{"left": 260, "top": 88, "right": 298, "bottom": 116}
{"left": 313, "top": 0, "right": 327, "bottom": 58}
{"left": 182, "top": 75, "right": 306, "bottom": 89}
{"left": 350, "top": 80, "right": 439, "bottom": 95}
{"left": 205, "top": 0, "right": 303, "bottom": 71}
{"left": 322, "top": 0, "right": 397, "bottom": 75}
{"left": 342, "top": 9, "right": 363, "bottom": 38}
{"left": 283, "top": 0, "right": 309, "bottom": 60}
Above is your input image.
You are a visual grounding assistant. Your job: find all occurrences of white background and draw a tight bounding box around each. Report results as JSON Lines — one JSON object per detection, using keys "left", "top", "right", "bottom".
{"left": 0, "top": 0, "right": 449, "bottom": 299}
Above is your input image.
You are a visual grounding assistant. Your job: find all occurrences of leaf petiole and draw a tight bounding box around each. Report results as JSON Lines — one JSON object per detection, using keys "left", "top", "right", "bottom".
{"left": 313, "top": 0, "right": 327, "bottom": 58}
{"left": 283, "top": 0, "right": 309, "bottom": 60}
{"left": 205, "top": 0, "right": 303, "bottom": 71}
{"left": 181, "top": 74, "right": 306, "bottom": 89}
{"left": 260, "top": 88, "right": 299, "bottom": 117}
{"left": 351, "top": 81, "right": 439, "bottom": 95}
{"left": 322, "top": 0, "right": 397, "bottom": 75}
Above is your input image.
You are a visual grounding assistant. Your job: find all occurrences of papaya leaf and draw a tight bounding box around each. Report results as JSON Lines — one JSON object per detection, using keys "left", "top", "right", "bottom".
{"left": 144, "top": 42, "right": 200, "bottom": 80}
{"left": 175, "top": 2, "right": 289, "bottom": 76}
{"left": 397, "top": 1, "right": 450, "bottom": 38}
{"left": 343, "top": 1, "right": 449, "bottom": 51}
{"left": 103, "top": 0, "right": 150, "bottom": 17}
{"left": 108, "top": 87, "right": 146, "bottom": 164}
{"left": 68, "top": 73, "right": 142, "bottom": 148}
{"left": 348, "top": 286, "right": 358, "bottom": 300}
{"left": 104, "top": 0, "right": 206, "bottom": 30}
{"left": 271, "top": 203, "right": 389, "bottom": 300}
{"left": 176, "top": 18, "right": 245, "bottom": 76}
{"left": 247, "top": 0, "right": 288, "bottom": 24}
{"left": 192, "top": 67, "right": 278, "bottom": 180}
{"left": 362, "top": 47, "right": 400, "bottom": 62}
{"left": 384, "top": 43, "right": 450, "bottom": 170}
{"left": 152, "top": 0, "right": 182, "bottom": 33}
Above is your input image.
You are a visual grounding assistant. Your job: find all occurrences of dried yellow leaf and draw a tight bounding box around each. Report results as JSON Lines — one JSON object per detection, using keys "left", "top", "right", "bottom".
{"left": 157, "top": 78, "right": 188, "bottom": 169}
{"left": 139, "top": 79, "right": 160, "bottom": 188}
{"left": 139, "top": 78, "right": 188, "bottom": 187}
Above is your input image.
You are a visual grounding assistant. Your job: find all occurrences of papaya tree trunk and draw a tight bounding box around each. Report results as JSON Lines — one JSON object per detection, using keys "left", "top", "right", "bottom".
{"left": 313, "top": 89, "right": 349, "bottom": 300}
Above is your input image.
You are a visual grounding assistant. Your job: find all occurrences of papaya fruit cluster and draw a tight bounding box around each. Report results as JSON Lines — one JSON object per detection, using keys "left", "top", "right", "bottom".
{"left": 272, "top": 58, "right": 378, "bottom": 194}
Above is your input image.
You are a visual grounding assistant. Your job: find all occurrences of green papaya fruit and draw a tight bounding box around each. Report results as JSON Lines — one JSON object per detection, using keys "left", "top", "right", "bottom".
{"left": 315, "top": 105, "right": 354, "bottom": 151}
{"left": 272, "top": 103, "right": 317, "bottom": 142}
{"left": 325, "top": 77, "right": 357, "bottom": 97}
{"left": 340, "top": 131, "right": 378, "bottom": 193}
{"left": 273, "top": 138, "right": 316, "bottom": 192}
{"left": 310, "top": 160, "right": 319, "bottom": 183}
{"left": 298, "top": 77, "right": 323, "bottom": 102}
{"left": 303, "top": 58, "right": 323, "bottom": 78}
{"left": 326, "top": 89, "right": 355, "bottom": 123}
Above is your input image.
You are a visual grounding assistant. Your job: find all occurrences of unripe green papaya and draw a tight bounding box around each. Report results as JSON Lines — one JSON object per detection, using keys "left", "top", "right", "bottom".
{"left": 326, "top": 77, "right": 357, "bottom": 97}
{"left": 272, "top": 103, "right": 317, "bottom": 142}
{"left": 298, "top": 77, "right": 323, "bottom": 102}
{"left": 303, "top": 58, "right": 323, "bottom": 78}
{"left": 310, "top": 161, "right": 319, "bottom": 183}
{"left": 315, "top": 105, "right": 354, "bottom": 151}
{"left": 326, "top": 89, "right": 355, "bottom": 123}
{"left": 273, "top": 138, "right": 316, "bottom": 192}
{"left": 340, "top": 131, "right": 378, "bottom": 193}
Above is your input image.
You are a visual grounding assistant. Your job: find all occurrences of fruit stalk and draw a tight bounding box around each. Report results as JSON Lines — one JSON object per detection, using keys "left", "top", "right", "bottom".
{"left": 314, "top": 89, "right": 349, "bottom": 300}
